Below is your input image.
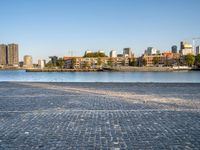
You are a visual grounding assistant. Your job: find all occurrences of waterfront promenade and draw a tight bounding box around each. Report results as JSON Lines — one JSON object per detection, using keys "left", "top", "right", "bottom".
{"left": 0, "top": 82, "right": 200, "bottom": 149}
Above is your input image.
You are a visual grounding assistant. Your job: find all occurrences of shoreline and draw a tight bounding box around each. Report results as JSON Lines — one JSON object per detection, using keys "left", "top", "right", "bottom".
{"left": 0, "top": 67, "right": 200, "bottom": 72}
{"left": 26, "top": 67, "right": 200, "bottom": 72}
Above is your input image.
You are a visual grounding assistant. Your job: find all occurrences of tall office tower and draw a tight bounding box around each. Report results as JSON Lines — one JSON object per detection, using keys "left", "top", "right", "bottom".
{"left": 180, "top": 41, "right": 185, "bottom": 50}
{"left": 196, "top": 46, "right": 200, "bottom": 55}
{"left": 123, "top": 48, "right": 133, "bottom": 58}
{"left": 49, "top": 56, "right": 58, "bottom": 66}
{"left": 171, "top": 45, "right": 178, "bottom": 53}
{"left": 110, "top": 50, "right": 117, "bottom": 58}
{"left": 145, "top": 47, "right": 160, "bottom": 55}
{"left": 0, "top": 44, "right": 7, "bottom": 65}
{"left": 7, "top": 44, "right": 19, "bottom": 66}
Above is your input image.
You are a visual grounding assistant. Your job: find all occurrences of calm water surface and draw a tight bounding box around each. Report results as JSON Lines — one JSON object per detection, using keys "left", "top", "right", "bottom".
{"left": 0, "top": 70, "right": 200, "bottom": 83}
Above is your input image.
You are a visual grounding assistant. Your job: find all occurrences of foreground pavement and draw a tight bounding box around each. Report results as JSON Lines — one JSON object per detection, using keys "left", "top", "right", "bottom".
{"left": 0, "top": 82, "right": 200, "bottom": 150}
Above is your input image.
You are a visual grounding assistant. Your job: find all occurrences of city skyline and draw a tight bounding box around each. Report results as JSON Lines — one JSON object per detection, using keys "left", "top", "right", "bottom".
{"left": 0, "top": 40, "right": 199, "bottom": 64}
{"left": 0, "top": 0, "right": 200, "bottom": 62}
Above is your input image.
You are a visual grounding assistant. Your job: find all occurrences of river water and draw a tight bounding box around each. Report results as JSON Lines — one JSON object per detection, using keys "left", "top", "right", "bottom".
{"left": 0, "top": 70, "right": 200, "bottom": 83}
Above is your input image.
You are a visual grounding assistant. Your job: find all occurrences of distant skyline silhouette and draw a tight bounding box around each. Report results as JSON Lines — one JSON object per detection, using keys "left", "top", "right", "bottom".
{"left": 0, "top": 0, "right": 200, "bottom": 62}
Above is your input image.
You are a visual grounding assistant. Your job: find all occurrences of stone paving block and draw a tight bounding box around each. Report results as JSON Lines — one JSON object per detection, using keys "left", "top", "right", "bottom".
{"left": 0, "top": 82, "right": 199, "bottom": 149}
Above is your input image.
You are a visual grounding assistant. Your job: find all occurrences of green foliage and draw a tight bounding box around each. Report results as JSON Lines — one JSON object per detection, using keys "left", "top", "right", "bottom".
{"left": 165, "top": 59, "right": 172, "bottom": 66}
{"left": 71, "top": 58, "right": 77, "bottom": 69}
{"left": 107, "top": 58, "right": 116, "bottom": 67}
{"left": 45, "top": 57, "right": 64, "bottom": 69}
{"left": 83, "top": 61, "right": 91, "bottom": 69}
{"left": 122, "top": 59, "right": 127, "bottom": 66}
{"left": 185, "top": 54, "right": 195, "bottom": 67}
{"left": 57, "top": 58, "right": 65, "bottom": 69}
{"left": 84, "top": 52, "right": 107, "bottom": 58}
{"left": 97, "top": 57, "right": 102, "bottom": 66}
{"left": 195, "top": 54, "right": 200, "bottom": 67}
{"left": 129, "top": 58, "right": 136, "bottom": 66}
{"left": 45, "top": 61, "right": 54, "bottom": 68}
{"left": 153, "top": 57, "right": 160, "bottom": 65}
{"left": 143, "top": 59, "right": 147, "bottom": 66}
{"left": 175, "top": 58, "right": 181, "bottom": 66}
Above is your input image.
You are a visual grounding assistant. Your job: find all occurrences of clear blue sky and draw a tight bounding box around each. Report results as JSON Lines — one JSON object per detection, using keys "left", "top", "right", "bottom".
{"left": 0, "top": 0, "right": 200, "bottom": 62}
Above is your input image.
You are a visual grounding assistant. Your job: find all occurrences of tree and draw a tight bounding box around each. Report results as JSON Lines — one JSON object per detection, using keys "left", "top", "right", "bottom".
{"left": 123, "top": 59, "right": 127, "bottom": 66}
{"left": 83, "top": 61, "right": 91, "bottom": 69}
{"left": 84, "top": 52, "right": 107, "bottom": 58}
{"left": 143, "top": 59, "right": 147, "bottom": 66}
{"left": 71, "top": 58, "right": 77, "bottom": 69}
{"left": 165, "top": 59, "right": 172, "bottom": 67}
{"left": 97, "top": 57, "right": 102, "bottom": 66}
{"left": 175, "top": 58, "right": 181, "bottom": 66}
{"left": 185, "top": 54, "right": 195, "bottom": 67}
{"left": 108, "top": 58, "right": 115, "bottom": 67}
{"left": 195, "top": 54, "right": 200, "bottom": 67}
{"left": 45, "top": 60, "right": 53, "bottom": 68}
{"left": 153, "top": 57, "right": 160, "bottom": 66}
{"left": 129, "top": 58, "right": 136, "bottom": 66}
{"left": 57, "top": 58, "right": 65, "bottom": 69}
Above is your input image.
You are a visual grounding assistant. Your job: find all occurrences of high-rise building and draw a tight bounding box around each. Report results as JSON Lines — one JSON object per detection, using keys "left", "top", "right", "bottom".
{"left": 7, "top": 44, "right": 19, "bottom": 66}
{"left": 49, "top": 56, "right": 58, "bottom": 66}
{"left": 145, "top": 47, "right": 160, "bottom": 55}
{"left": 110, "top": 50, "right": 117, "bottom": 58}
{"left": 38, "top": 59, "right": 46, "bottom": 69}
{"left": 196, "top": 46, "right": 200, "bottom": 55}
{"left": 180, "top": 41, "right": 193, "bottom": 55}
{"left": 0, "top": 44, "right": 7, "bottom": 65}
{"left": 180, "top": 41, "right": 184, "bottom": 50}
{"left": 24, "top": 55, "right": 33, "bottom": 68}
{"left": 171, "top": 45, "right": 178, "bottom": 53}
{"left": 123, "top": 48, "right": 133, "bottom": 58}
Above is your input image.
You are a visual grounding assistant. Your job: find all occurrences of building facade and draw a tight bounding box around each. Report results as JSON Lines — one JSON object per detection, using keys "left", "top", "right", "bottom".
{"left": 196, "top": 46, "right": 200, "bottom": 55}
{"left": 142, "top": 52, "right": 181, "bottom": 66}
{"left": 180, "top": 41, "right": 194, "bottom": 55}
{"left": 7, "top": 44, "right": 19, "bottom": 66}
{"left": 64, "top": 56, "right": 110, "bottom": 69}
{"left": 49, "top": 56, "right": 58, "bottom": 66}
{"left": 123, "top": 48, "right": 133, "bottom": 58}
{"left": 23, "top": 55, "right": 33, "bottom": 68}
{"left": 145, "top": 47, "right": 160, "bottom": 55}
{"left": 110, "top": 50, "right": 117, "bottom": 58}
{"left": 38, "top": 59, "right": 46, "bottom": 69}
{"left": 0, "top": 44, "right": 7, "bottom": 66}
{"left": 171, "top": 45, "right": 178, "bottom": 53}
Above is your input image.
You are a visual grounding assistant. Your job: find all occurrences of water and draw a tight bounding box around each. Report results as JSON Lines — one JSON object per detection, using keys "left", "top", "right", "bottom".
{"left": 0, "top": 70, "right": 200, "bottom": 83}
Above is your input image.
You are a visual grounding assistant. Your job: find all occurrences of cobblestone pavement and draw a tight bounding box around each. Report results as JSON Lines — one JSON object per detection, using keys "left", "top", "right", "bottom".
{"left": 0, "top": 82, "right": 200, "bottom": 150}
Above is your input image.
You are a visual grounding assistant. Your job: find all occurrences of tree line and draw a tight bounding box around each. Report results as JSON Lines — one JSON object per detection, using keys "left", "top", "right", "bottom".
{"left": 45, "top": 54, "right": 200, "bottom": 69}
{"left": 152, "top": 54, "right": 200, "bottom": 67}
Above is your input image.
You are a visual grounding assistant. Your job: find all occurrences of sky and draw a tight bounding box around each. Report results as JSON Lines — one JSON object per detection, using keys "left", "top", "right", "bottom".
{"left": 0, "top": 0, "right": 200, "bottom": 63}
